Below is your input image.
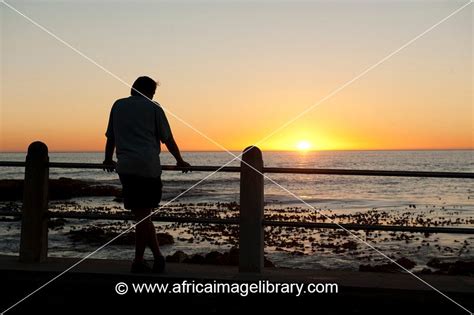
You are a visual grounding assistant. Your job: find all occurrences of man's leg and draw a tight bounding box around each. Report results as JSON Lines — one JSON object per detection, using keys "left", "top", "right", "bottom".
{"left": 133, "top": 208, "right": 162, "bottom": 260}
{"left": 146, "top": 220, "right": 162, "bottom": 259}
{"left": 133, "top": 208, "right": 152, "bottom": 261}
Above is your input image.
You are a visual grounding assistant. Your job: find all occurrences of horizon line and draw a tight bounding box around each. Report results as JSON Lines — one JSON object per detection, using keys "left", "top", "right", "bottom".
{"left": 1, "top": 148, "right": 473, "bottom": 154}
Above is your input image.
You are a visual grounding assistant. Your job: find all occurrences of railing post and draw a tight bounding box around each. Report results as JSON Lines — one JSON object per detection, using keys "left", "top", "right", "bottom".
{"left": 239, "top": 146, "right": 264, "bottom": 273}
{"left": 20, "top": 141, "right": 49, "bottom": 262}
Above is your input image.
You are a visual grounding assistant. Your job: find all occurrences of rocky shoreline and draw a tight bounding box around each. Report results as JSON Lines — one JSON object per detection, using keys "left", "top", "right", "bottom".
{"left": 166, "top": 247, "right": 275, "bottom": 268}
{"left": 0, "top": 178, "right": 120, "bottom": 201}
{"left": 69, "top": 222, "right": 470, "bottom": 273}
{"left": 0, "top": 179, "right": 472, "bottom": 275}
{"left": 63, "top": 222, "right": 276, "bottom": 267}
{"left": 58, "top": 221, "right": 473, "bottom": 275}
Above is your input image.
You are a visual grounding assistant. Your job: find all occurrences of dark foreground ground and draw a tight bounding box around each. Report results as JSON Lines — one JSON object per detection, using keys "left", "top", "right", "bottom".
{"left": 0, "top": 255, "right": 472, "bottom": 315}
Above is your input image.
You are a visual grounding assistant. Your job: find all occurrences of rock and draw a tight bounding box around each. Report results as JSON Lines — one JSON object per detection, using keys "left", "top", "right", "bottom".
{"left": 448, "top": 261, "right": 474, "bottom": 275}
{"left": 340, "top": 241, "right": 358, "bottom": 250}
{"left": 157, "top": 232, "right": 174, "bottom": 246}
{"left": 68, "top": 226, "right": 174, "bottom": 246}
{"left": 114, "top": 231, "right": 173, "bottom": 246}
{"left": 0, "top": 178, "right": 121, "bottom": 201}
{"left": 48, "top": 218, "right": 67, "bottom": 230}
{"left": 359, "top": 264, "right": 396, "bottom": 273}
{"left": 418, "top": 268, "right": 432, "bottom": 275}
{"left": 396, "top": 257, "right": 416, "bottom": 269}
{"left": 427, "top": 258, "right": 474, "bottom": 275}
{"left": 359, "top": 257, "right": 416, "bottom": 273}
{"left": 0, "top": 180, "right": 23, "bottom": 201}
{"left": 166, "top": 251, "right": 189, "bottom": 263}
{"left": 167, "top": 247, "right": 275, "bottom": 268}
{"left": 204, "top": 251, "right": 225, "bottom": 265}
{"left": 68, "top": 226, "right": 105, "bottom": 244}
{"left": 50, "top": 178, "right": 121, "bottom": 200}
{"left": 426, "top": 258, "right": 447, "bottom": 270}
{"left": 184, "top": 254, "right": 205, "bottom": 264}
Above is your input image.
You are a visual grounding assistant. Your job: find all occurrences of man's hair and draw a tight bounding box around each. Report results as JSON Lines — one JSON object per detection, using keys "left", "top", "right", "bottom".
{"left": 131, "top": 76, "right": 158, "bottom": 97}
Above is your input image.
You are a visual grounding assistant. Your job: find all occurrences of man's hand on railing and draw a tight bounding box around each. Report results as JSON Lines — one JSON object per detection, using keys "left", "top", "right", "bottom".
{"left": 176, "top": 160, "right": 192, "bottom": 173}
{"left": 102, "top": 159, "right": 116, "bottom": 172}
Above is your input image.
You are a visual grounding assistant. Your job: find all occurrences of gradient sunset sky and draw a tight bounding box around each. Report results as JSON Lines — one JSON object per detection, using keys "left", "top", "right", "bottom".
{"left": 1, "top": 0, "right": 472, "bottom": 152}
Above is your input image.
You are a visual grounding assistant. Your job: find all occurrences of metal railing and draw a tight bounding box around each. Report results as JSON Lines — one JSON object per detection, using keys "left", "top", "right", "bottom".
{"left": 1, "top": 141, "right": 473, "bottom": 272}
{"left": 3, "top": 161, "right": 473, "bottom": 178}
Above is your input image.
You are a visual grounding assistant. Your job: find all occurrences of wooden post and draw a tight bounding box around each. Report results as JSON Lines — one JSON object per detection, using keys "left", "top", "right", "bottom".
{"left": 20, "top": 141, "right": 49, "bottom": 262}
{"left": 239, "top": 146, "right": 264, "bottom": 273}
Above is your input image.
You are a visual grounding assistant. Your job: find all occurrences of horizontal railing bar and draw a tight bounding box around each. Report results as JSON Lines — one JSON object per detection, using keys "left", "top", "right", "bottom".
{"left": 46, "top": 212, "right": 240, "bottom": 225}
{"left": 1, "top": 211, "right": 472, "bottom": 234}
{"left": 263, "top": 167, "right": 474, "bottom": 178}
{"left": 48, "top": 162, "right": 242, "bottom": 172}
{"left": 0, "top": 161, "right": 25, "bottom": 167}
{"left": 0, "top": 211, "right": 239, "bottom": 224}
{"left": 263, "top": 220, "right": 474, "bottom": 234}
{"left": 0, "top": 161, "right": 473, "bottom": 178}
{"left": 0, "top": 211, "right": 20, "bottom": 217}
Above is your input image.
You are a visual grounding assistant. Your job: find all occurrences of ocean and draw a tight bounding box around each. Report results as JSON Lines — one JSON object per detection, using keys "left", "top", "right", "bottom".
{"left": 0, "top": 150, "right": 473, "bottom": 270}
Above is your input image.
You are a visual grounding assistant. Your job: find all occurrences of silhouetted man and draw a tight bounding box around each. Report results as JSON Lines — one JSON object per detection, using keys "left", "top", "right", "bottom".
{"left": 103, "top": 76, "right": 190, "bottom": 273}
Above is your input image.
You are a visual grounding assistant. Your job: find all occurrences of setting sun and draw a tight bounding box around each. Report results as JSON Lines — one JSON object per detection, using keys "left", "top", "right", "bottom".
{"left": 296, "top": 140, "right": 312, "bottom": 151}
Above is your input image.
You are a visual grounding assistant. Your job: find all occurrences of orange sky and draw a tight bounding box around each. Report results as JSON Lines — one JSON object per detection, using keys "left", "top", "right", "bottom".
{"left": 1, "top": 1, "right": 472, "bottom": 152}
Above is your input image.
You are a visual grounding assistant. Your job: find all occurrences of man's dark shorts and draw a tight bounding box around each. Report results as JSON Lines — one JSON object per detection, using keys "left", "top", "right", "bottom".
{"left": 118, "top": 173, "right": 162, "bottom": 210}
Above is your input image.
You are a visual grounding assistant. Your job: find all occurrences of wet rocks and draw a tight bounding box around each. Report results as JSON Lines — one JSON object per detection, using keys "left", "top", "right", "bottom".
{"left": 50, "top": 178, "right": 121, "bottom": 200}
{"left": 68, "top": 226, "right": 107, "bottom": 244}
{"left": 396, "top": 257, "right": 417, "bottom": 269}
{"left": 426, "top": 258, "right": 447, "bottom": 269}
{"left": 362, "top": 257, "right": 473, "bottom": 276}
{"left": 359, "top": 257, "right": 417, "bottom": 273}
{"left": 48, "top": 218, "right": 67, "bottom": 230}
{"left": 166, "top": 250, "right": 189, "bottom": 263}
{"left": 166, "top": 247, "right": 275, "bottom": 268}
{"left": 204, "top": 251, "right": 226, "bottom": 265}
{"left": 2, "top": 196, "right": 470, "bottom": 273}
{"left": 156, "top": 233, "right": 174, "bottom": 246}
{"left": 0, "top": 178, "right": 121, "bottom": 201}
{"left": 340, "top": 241, "right": 358, "bottom": 250}
{"left": 185, "top": 254, "right": 206, "bottom": 264}
{"left": 68, "top": 225, "right": 174, "bottom": 246}
{"left": 0, "top": 180, "right": 23, "bottom": 201}
{"left": 426, "top": 258, "right": 474, "bottom": 276}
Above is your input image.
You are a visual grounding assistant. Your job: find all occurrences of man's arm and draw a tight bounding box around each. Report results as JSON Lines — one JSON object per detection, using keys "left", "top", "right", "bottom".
{"left": 104, "top": 137, "right": 115, "bottom": 162}
{"left": 156, "top": 105, "right": 190, "bottom": 172}
{"left": 103, "top": 104, "right": 116, "bottom": 172}
{"left": 165, "top": 137, "right": 191, "bottom": 172}
{"left": 103, "top": 137, "right": 116, "bottom": 172}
